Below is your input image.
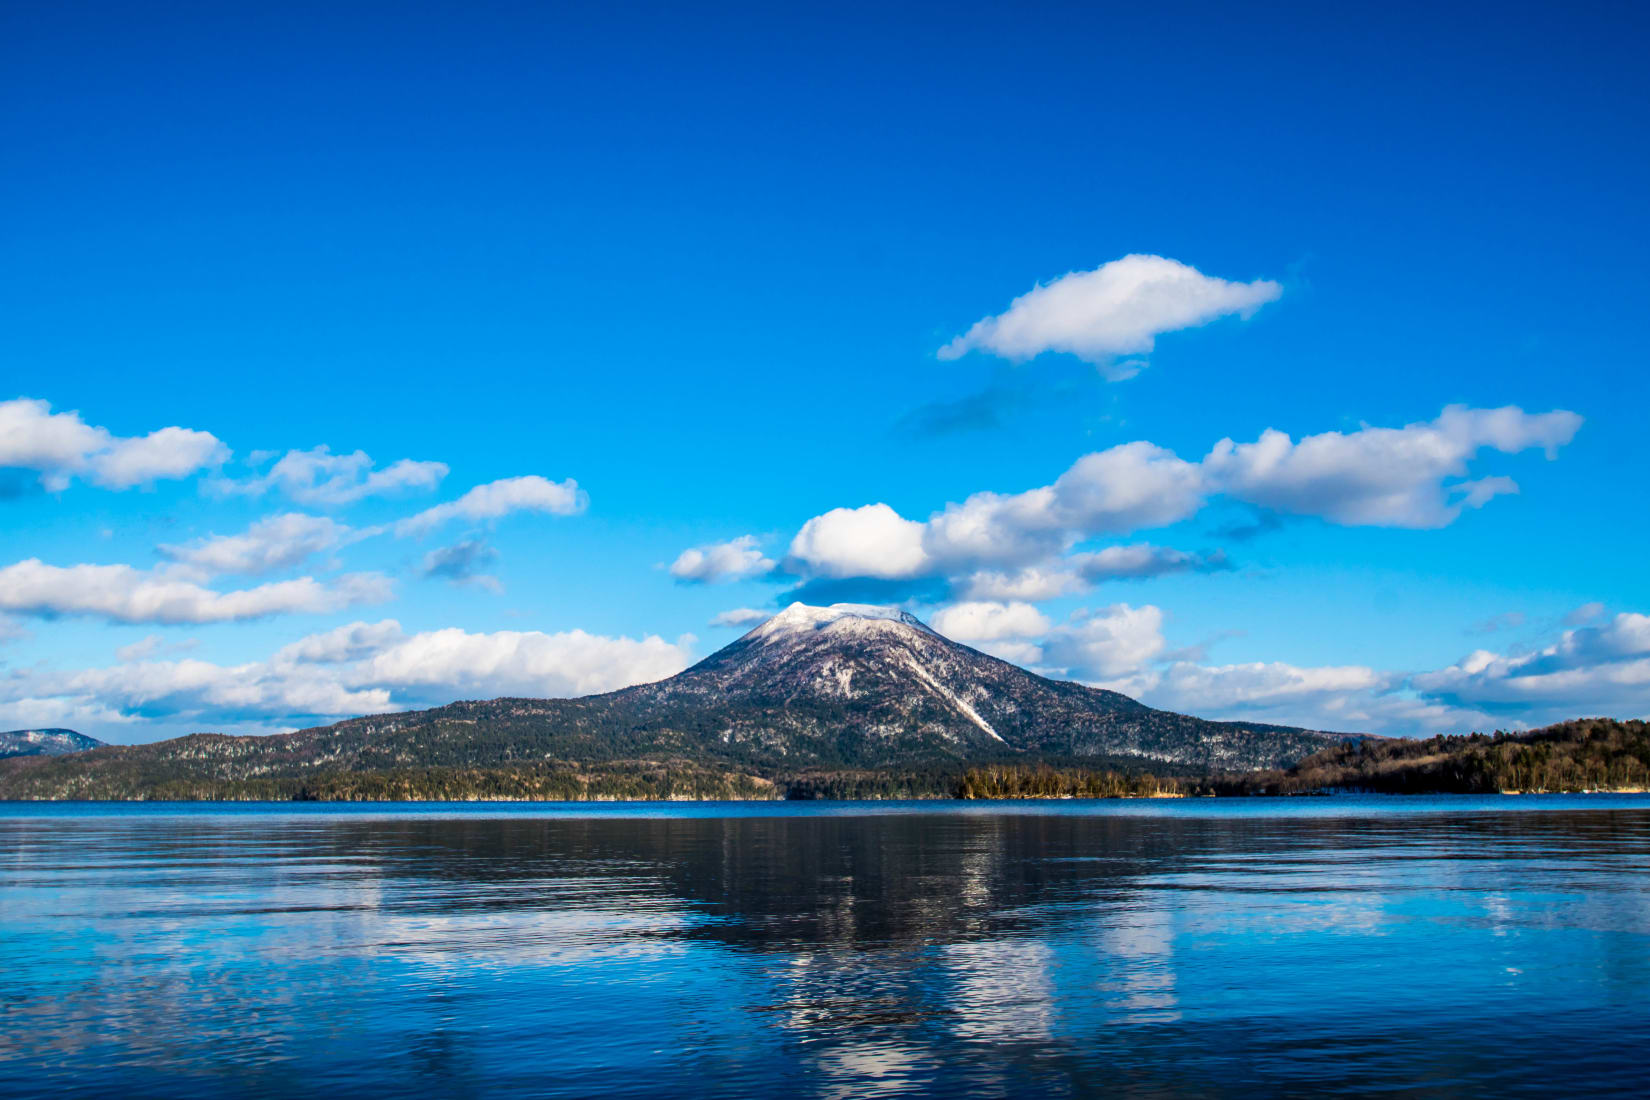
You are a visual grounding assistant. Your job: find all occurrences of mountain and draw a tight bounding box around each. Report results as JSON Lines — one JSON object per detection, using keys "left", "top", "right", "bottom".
{"left": 0, "top": 728, "right": 105, "bottom": 759}
{"left": 0, "top": 603, "right": 1352, "bottom": 800}
{"left": 600, "top": 603, "right": 1343, "bottom": 769}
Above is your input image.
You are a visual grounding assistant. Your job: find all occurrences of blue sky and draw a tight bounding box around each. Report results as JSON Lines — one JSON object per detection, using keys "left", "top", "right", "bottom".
{"left": 3, "top": 0, "right": 1647, "bottom": 742}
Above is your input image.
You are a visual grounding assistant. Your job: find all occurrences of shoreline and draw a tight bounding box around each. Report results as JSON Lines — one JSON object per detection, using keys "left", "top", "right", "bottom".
{"left": 6, "top": 787, "right": 1650, "bottom": 805}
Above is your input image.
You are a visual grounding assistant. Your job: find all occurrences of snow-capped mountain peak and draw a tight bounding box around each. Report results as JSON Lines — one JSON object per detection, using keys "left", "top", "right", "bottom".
{"left": 744, "top": 602, "right": 936, "bottom": 644}
{"left": 0, "top": 728, "right": 105, "bottom": 759}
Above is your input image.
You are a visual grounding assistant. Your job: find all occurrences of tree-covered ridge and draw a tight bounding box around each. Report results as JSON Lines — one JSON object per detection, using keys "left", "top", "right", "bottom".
{"left": 0, "top": 754, "right": 787, "bottom": 802}
{"left": 0, "top": 754, "right": 1186, "bottom": 802}
{"left": 1227, "top": 719, "right": 1650, "bottom": 794}
{"left": 3, "top": 720, "right": 1645, "bottom": 801}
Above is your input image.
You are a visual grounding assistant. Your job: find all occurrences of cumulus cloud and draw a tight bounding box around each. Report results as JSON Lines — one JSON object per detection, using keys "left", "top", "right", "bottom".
{"left": 1204, "top": 404, "right": 1583, "bottom": 528}
{"left": 787, "top": 447, "right": 1209, "bottom": 584}
{"left": 1075, "top": 544, "right": 1229, "bottom": 582}
{"left": 787, "top": 504, "right": 930, "bottom": 579}
{"left": 1004, "top": 603, "right": 1496, "bottom": 734}
{"left": 929, "top": 600, "right": 1052, "bottom": 665}
{"left": 1040, "top": 604, "right": 1170, "bottom": 680}
{"left": 93, "top": 427, "right": 230, "bottom": 489}
{"left": 272, "top": 618, "right": 693, "bottom": 707}
{"left": 1413, "top": 612, "right": 1650, "bottom": 720}
{"left": 669, "top": 535, "right": 775, "bottom": 584}
{"left": 420, "top": 540, "right": 502, "bottom": 592}
{"left": 959, "top": 545, "right": 1229, "bottom": 601}
{"left": 710, "top": 607, "right": 770, "bottom": 628}
{"left": 219, "top": 445, "right": 448, "bottom": 507}
{"left": 938, "top": 254, "right": 1281, "bottom": 376}
{"left": 158, "top": 514, "right": 350, "bottom": 576}
{"left": 925, "top": 443, "right": 1209, "bottom": 572}
{"left": 783, "top": 405, "right": 1580, "bottom": 590}
{"left": 56, "top": 658, "right": 394, "bottom": 724}
{"left": 1146, "top": 661, "right": 1388, "bottom": 712}
{"left": 396, "top": 476, "right": 587, "bottom": 536}
{"left": 0, "top": 397, "right": 227, "bottom": 491}
{"left": 0, "top": 559, "right": 391, "bottom": 624}
{"left": 356, "top": 626, "right": 693, "bottom": 700}
{"left": 991, "top": 600, "right": 1636, "bottom": 734}
{"left": 1109, "top": 660, "right": 1491, "bottom": 735}
{"left": 931, "top": 601, "right": 1052, "bottom": 643}
{"left": 5, "top": 619, "right": 698, "bottom": 730}
{"left": 274, "top": 619, "right": 406, "bottom": 664}
{"left": 956, "top": 565, "right": 1088, "bottom": 602}
{"left": 0, "top": 696, "right": 138, "bottom": 732}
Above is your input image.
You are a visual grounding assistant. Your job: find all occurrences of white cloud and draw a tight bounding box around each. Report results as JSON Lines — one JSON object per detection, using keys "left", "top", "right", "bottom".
{"left": 1203, "top": 404, "right": 1583, "bottom": 528}
{"left": 669, "top": 535, "right": 775, "bottom": 583}
{"left": 938, "top": 254, "right": 1281, "bottom": 375}
{"left": 396, "top": 475, "right": 587, "bottom": 536}
{"left": 787, "top": 447, "right": 1208, "bottom": 584}
{"left": 220, "top": 445, "right": 448, "bottom": 507}
{"left": 274, "top": 619, "right": 406, "bottom": 664}
{"left": 1025, "top": 616, "right": 1497, "bottom": 735}
{"left": 54, "top": 659, "right": 394, "bottom": 725}
{"left": 357, "top": 626, "right": 694, "bottom": 700}
{"left": 787, "top": 504, "right": 931, "bottom": 579}
{"left": 0, "top": 559, "right": 391, "bottom": 624}
{"left": 1146, "top": 661, "right": 1388, "bottom": 711}
{"left": 958, "top": 546, "right": 1224, "bottom": 601}
{"left": 956, "top": 565, "right": 1087, "bottom": 602}
{"left": 0, "top": 399, "right": 106, "bottom": 479}
{"left": 92, "top": 427, "right": 229, "bottom": 489}
{"left": 929, "top": 600, "right": 1053, "bottom": 666}
{"left": 1073, "top": 544, "right": 1229, "bottom": 582}
{"left": 711, "top": 607, "right": 770, "bottom": 628}
{"left": 0, "top": 397, "right": 227, "bottom": 491}
{"left": 1041, "top": 604, "right": 1169, "bottom": 680}
{"left": 1413, "top": 612, "right": 1650, "bottom": 720}
{"left": 925, "top": 444, "right": 1209, "bottom": 572}
{"left": 1109, "top": 660, "right": 1492, "bottom": 735}
{"left": 931, "top": 601, "right": 1052, "bottom": 643}
{"left": 159, "top": 514, "right": 350, "bottom": 576}
{"left": 5, "top": 619, "right": 699, "bottom": 729}
{"left": 0, "top": 696, "right": 138, "bottom": 731}
{"left": 1048, "top": 607, "right": 1646, "bottom": 734}
{"left": 784, "top": 405, "right": 1580, "bottom": 589}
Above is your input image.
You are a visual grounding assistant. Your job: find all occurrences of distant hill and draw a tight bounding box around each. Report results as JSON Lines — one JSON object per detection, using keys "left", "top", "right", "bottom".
{"left": 1222, "top": 718, "right": 1650, "bottom": 794}
{"left": 0, "top": 603, "right": 1352, "bottom": 800}
{"left": 0, "top": 728, "right": 105, "bottom": 759}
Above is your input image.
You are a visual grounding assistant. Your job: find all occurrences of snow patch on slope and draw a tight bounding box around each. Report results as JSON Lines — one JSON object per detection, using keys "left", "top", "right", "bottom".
{"left": 901, "top": 654, "right": 1004, "bottom": 742}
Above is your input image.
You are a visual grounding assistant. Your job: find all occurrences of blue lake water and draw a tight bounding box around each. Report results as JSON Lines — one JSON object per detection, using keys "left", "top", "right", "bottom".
{"left": 2, "top": 795, "right": 1649, "bottom": 1097}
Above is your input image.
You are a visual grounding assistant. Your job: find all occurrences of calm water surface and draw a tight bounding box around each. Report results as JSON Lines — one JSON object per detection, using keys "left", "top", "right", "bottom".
{"left": 2, "top": 796, "right": 1648, "bottom": 1097}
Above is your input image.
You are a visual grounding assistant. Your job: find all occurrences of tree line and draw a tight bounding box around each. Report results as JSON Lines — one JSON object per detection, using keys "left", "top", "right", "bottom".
{"left": 1219, "top": 718, "right": 1650, "bottom": 795}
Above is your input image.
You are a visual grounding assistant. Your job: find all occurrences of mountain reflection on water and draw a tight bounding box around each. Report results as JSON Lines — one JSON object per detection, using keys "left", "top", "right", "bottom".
{"left": 3, "top": 798, "right": 1649, "bottom": 1098}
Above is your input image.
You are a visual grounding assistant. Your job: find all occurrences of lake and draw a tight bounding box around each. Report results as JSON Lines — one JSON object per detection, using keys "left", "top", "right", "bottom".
{"left": 2, "top": 796, "right": 1648, "bottom": 1097}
